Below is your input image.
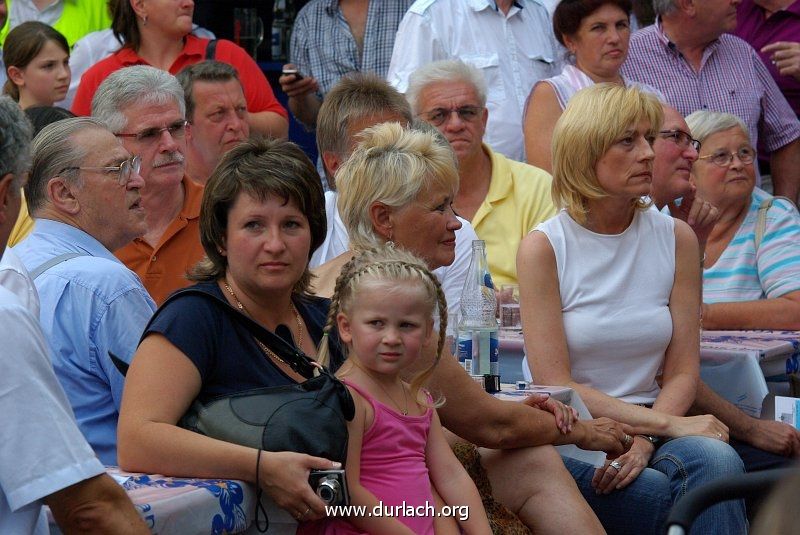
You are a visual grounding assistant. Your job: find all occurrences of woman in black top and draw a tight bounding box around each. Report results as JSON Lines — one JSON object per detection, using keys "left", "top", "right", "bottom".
{"left": 118, "top": 138, "right": 343, "bottom": 523}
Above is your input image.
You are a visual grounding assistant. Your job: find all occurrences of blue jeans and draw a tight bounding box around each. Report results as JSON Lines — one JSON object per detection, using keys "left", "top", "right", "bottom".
{"left": 652, "top": 436, "right": 747, "bottom": 534}
{"left": 564, "top": 437, "right": 747, "bottom": 534}
{"left": 729, "top": 438, "right": 794, "bottom": 472}
{"left": 563, "top": 456, "right": 670, "bottom": 535}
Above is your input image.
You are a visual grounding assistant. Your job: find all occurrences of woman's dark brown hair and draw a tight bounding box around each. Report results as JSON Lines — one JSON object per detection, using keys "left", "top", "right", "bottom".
{"left": 3, "top": 22, "right": 69, "bottom": 101}
{"left": 552, "top": 0, "right": 633, "bottom": 46}
{"left": 111, "top": 0, "right": 143, "bottom": 51}
{"left": 191, "top": 137, "right": 327, "bottom": 295}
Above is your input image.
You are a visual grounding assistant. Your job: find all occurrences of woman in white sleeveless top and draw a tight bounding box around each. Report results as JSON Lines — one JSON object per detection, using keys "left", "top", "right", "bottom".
{"left": 518, "top": 84, "right": 746, "bottom": 534}
{"left": 524, "top": 0, "right": 659, "bottom": 173}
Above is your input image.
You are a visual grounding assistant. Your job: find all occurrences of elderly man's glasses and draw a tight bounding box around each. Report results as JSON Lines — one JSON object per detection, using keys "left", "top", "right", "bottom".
{"left": 116, "top": 119, "right": 188, "bottom": 143}
{"left": 698, "top": 146, "right": 756, "bottom": 168}
{"left": 420, "top": 106, "right": 483, "bottom": 126}
{"left": 59, "top": 155, "right": 142, "bottom": 186}
{"left": 659, "top": 130, "right": 701, "bottom": 151}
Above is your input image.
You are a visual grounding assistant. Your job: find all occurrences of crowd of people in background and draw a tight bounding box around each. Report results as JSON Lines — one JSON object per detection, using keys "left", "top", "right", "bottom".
{"left": 2, "top": 0, "right": 800, "bottom": 533}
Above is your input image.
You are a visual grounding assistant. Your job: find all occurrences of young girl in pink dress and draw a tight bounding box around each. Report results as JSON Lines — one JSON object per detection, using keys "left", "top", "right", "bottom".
{"left": 306, "top": 246, "right": 491, "bottom": 535}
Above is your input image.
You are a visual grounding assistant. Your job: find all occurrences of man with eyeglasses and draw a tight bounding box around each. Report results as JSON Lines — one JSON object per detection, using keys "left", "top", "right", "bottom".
{"left": 92, "top": 65, "right": 206, "bottom": 305}
{"left": 0, "top": 96, "right": 148, "bottom": 535}
{"left": 407, "top": 59, "right": 555, "bottom": 286}
{"left": 387, "top": 0, "right": 560, "bottom": 163}
{"left": 650, "top": 105, "right": 799, "bottom": 474}
{"left": 12, "top": 117, "right": 156, "bottom": 465}
{"left": 177, "top": 61, "right": 250, "bottom": 186}
{"left": 622, "top": 0, "right": 800, "bottom": 203}
{"left": 651, "top": 105, "right": 720, "bottom": 252}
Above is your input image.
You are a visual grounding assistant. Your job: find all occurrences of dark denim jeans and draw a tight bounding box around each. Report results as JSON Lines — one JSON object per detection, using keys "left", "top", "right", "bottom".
{"left": 564, "top": 436, "right": 747, "bottom": 534}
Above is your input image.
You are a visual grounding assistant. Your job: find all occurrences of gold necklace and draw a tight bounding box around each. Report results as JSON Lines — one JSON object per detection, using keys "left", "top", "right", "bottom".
{"left": 222, "top": 280, "right": 303, "bottom": 367}
{"left": 351, "top": 360, "right": 409, "bottom": 415}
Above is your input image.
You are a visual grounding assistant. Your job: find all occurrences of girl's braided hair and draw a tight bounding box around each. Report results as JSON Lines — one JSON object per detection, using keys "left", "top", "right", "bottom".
{"left": 317, "top": 245, "right": 448, "bottom": 405}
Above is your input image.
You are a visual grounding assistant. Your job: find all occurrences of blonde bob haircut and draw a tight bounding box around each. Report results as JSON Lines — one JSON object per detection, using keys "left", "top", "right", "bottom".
{"left": 552, "top": 83, "right": 663, "bottom": 224}
{"left": 336, "top": 121, "right": 459, "bottom": 250}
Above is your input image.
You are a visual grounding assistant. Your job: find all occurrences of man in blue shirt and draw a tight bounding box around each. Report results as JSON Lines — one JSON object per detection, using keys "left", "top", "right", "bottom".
{"left": 13, "top": 117, "right": 156, "bottom": 466}
{"left": 0, "top": 96, "right": 147, "bottom": 533}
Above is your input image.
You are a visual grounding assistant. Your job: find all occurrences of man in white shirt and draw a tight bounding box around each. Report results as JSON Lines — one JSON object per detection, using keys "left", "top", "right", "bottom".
{"left": 0, "top": 95, "right": 147, "bottom": 534}
{"left": 387, "top": 0, "right": 561, "bottom": 161}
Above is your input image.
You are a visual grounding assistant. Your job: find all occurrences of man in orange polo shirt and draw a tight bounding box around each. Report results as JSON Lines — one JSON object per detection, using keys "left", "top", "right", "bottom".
{"left": 93, "top": 65, "right": 205, "bottom": 305}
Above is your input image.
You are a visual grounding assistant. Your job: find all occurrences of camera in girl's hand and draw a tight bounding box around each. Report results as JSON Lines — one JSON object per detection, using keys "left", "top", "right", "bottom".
{"left": 309, "top": 469, "right": 350, "bottom": 506}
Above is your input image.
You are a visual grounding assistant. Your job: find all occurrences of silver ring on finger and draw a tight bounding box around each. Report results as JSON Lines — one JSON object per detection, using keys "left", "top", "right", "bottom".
{"left": 609, "top": 460, "right": 622, "bottom": 471}
{"left": 716, "top": 432, "right": 722, "bottom": 439}
{"left": 297, "top": 506, "right": 311, "bottom": 521}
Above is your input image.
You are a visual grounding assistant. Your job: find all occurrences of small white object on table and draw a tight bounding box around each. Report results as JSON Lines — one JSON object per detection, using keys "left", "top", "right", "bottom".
{"left": 48, "top": 467, "right": 297, "bottom": 535}
{"left": 495, "top": 383, "right": 606, "bottom": 467}
{"left": 700, "top": 330, "right": 800, "bottom": 418}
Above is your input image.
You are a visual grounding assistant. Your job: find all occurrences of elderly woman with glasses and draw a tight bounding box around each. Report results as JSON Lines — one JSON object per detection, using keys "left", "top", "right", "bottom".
{"left": 686, "top": 110, "right": 800, "bottom": 330}
{"left": 518, "top": 84, "right": 747, "bottom": 535}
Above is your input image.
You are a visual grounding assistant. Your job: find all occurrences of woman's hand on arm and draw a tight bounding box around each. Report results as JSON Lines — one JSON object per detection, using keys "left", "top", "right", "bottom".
{"left": 523, "top": 82, "right": 561, "bottom": 173}
{"left": 522, "top": 393, "right": 578, "bottom": 434}
{"left": 426, "top": 411, "right": 492, "bottom": 535}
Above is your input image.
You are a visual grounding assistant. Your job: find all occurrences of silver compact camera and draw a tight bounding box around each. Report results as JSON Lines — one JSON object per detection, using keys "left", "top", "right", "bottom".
{"left": 309, "top": 469, "right": 350, "bottom": 506}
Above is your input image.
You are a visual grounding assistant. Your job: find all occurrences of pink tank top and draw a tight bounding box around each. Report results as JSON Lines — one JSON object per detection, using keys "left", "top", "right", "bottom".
{"left": 299, "top": 379, "right": 435, "bottom": 535}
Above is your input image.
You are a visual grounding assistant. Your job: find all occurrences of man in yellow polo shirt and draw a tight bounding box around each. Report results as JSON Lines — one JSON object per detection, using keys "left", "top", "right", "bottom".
{"left": 408, "top": 59, "right": 556, "bottom": 286}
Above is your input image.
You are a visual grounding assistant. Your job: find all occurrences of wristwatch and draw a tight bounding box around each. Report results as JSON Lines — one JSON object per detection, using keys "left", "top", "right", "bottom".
{"left": 639, "top": 435, "right": 661, "bottom": 446}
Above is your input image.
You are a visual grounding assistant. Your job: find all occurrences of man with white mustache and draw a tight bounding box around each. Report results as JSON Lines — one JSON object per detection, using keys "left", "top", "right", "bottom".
{"left": 13, "top": 116, "right": 156, "bottom": 465}
{"left": 92, "top": 65, "right": 206, "bottom": 305}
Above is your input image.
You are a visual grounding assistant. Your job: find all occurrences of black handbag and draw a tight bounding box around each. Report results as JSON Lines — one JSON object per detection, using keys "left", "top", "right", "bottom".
{"left": 148, "top": 286, "right": 355, "bottom": 531}
{"left": 167, "top": 287, "right": 355, "bottom": 457}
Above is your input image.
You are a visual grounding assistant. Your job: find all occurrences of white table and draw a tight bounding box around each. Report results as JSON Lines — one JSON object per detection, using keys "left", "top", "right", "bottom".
{"left": 699, "top": 330, "right": 800, "bottom": 418}
{"left": 503, "top": 330, "right": 800, "bottom": 418}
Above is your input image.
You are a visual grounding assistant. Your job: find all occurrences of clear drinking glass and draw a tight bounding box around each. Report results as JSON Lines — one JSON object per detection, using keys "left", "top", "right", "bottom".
{"left": 499, "top": 284, "right": 521, "bottom": 333}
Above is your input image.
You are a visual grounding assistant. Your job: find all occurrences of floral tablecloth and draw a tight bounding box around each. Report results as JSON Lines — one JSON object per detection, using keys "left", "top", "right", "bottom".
{"left": 49, "top": 468, "right": 300, "bottom": 534}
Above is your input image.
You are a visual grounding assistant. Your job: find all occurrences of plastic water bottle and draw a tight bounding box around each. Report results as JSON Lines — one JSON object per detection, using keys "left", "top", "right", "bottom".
{"left": 457, "top": 240, "right": 499, "bottom": 391}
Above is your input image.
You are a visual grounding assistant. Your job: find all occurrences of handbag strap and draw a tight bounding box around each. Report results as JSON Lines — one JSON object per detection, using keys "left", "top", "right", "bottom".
{"left": 755, "top": 196, "right": 792, "bottom": 251}
{"left": 157, "top": 285, "right": 321, "bottom": 379}
{"left": 205, "top": 38, "right": 218, "bottom": 60}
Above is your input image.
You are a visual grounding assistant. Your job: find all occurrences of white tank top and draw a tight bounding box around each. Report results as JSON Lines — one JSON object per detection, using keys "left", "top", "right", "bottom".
{"left": 535, "top": 209, "right": 675, "bottom": 404}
